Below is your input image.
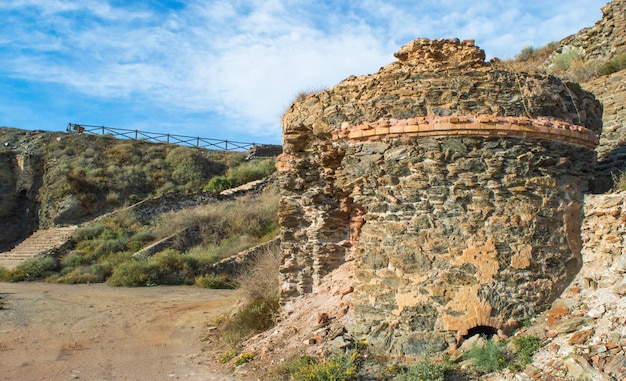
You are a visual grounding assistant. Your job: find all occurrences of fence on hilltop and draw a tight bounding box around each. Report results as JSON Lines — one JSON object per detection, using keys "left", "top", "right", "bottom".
{"left": 67, "top": 123, "right": 263, "bottom": 152}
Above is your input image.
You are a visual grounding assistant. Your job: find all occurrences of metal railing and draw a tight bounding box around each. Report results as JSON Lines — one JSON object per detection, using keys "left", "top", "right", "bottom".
{"left": 67, "top": 123, "right": 260, "bottom": 152}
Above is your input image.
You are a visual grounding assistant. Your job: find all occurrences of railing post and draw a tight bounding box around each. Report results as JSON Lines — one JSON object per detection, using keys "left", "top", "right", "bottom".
{"left": 62, "top": 123, "right": 263, "bottom": 152}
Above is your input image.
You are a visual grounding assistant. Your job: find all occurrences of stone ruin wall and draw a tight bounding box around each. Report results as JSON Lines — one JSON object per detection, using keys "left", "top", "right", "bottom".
{"left": 277, "top": 38, "right": 603, "bottom": 356}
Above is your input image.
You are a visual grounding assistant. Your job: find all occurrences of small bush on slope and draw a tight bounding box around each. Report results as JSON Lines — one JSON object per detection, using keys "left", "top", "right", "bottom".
{"left": 598, "top": 52, "right": 626, "bottom": 76}
{"left": 395, "top": 357, "right": 457, "bottom": 381}
{"left": 0, "top": 257, "right": 57, "bottom": 282}
{"left": 204, "top": 157, "right": 275, "bottom": 193}
{"left": 220, "top": 244, "right": 281, "bottom": 347}
{"left": 548, "top": 47, "right": 599, "bottom": 83}
{"left": 289, "top": 350, "right": 361, "bottom": 381}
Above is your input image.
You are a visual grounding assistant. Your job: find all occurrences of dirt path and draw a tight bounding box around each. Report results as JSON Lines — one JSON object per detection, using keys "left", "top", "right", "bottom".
{"left": 0, "top": 282, "right": 238, "bottom": 381}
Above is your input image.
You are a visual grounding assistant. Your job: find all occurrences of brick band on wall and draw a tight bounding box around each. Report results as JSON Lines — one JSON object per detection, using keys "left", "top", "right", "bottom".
{"left": 332, "top": 115, "right": 599, "bottom": 148}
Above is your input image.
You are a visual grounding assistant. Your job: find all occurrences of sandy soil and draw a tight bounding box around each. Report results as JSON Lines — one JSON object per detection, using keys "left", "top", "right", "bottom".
{"left": 0, "top": 282, "right": 238, "bottom": 381}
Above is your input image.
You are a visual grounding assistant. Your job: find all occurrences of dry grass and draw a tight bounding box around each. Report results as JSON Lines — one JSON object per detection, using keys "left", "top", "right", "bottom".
{"left": 498, "top": 42, "right": 558, "bottom": 73}
{"left": 236, "top": 241, "right": 281, "bottom": 301}
{"left": 220, "top": 243, "right": 282, "bottom": 348}
{"left": 153, "top": 189, "right": 280, "bottom": 244}
{"left": 499, "top": 43, "right": 601, "bottom": 83}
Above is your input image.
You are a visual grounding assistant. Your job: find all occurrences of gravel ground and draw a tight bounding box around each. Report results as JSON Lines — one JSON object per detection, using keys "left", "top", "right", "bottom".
{"left": 0, "top": 282, "right": 237, "bottom": 381}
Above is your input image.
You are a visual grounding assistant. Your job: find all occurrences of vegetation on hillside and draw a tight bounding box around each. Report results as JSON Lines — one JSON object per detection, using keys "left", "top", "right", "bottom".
{"left": 0, "top": 144, "right": 278, "bottom": 288}
{"left": 507, "top": 43, "right": 626, "bottom": 83}
{"left": 39, "top": 134, "right": 235, "bottom": 215}
{"left": 0, "top": 161, "right": 279, "bottom": 287}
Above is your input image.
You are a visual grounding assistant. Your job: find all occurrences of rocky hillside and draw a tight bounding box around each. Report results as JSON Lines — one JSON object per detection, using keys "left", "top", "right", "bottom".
{"left": 556, "top": 0, "right": 625, "bottom": 63}
{"left": 0, "top": 128, "right": 241, "bottom": 252}
{"left": 538, "top": 0, "right": 626, "bottom": 190}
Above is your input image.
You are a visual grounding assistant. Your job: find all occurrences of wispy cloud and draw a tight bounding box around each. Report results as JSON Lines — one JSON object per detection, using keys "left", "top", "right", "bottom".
{"left": 0, "top": 0, "right": 607, "bottom": 142}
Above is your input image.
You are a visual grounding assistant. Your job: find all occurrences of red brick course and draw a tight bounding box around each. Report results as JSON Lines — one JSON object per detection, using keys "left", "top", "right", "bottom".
{"left": 332, "top": 115, "right": 599, "bottom": 148}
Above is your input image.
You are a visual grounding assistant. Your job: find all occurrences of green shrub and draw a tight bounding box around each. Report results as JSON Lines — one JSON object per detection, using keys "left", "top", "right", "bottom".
{"left": 510, "top": 335, "right": 541, "bottom": 371}
{"left": 93, "top": 237, "right": 129, "bottom": 256}
{"left": 73, "top": 223, "right": 106, "bottom": 241}
{"left": 548, "top": 47, "right": 598, "bottom": 82}
{"left": 194, "top": 274, "right": 234, "bottom": 289}
{"left": 204, "top": 176, "right": 232, "bottom": 192}
{"left": 55, "top": 264, "right": 108, "bottom": 284}
{"left": 220, "top": 349, "right": 238, "bottom": 364}
{"left": 290, "top": 350, "right": 360, "bottom": 381}
{"left": 0, "top": 266, "right": 9, "bottom": 281}
{"left": 129, "top": 230, "right": 154, "bottom": 244}
{"left": 598, "top": 53, "right": 626, "bottom": 76}
{"left": 152, "top": 249, "right": 184, "bottom": 273}
{"left": 283, "top": 355, "right": 316, "bottom": 375}
{"left": 150, "top": 249, "right": 188, "bottom": 285}
{"left": 463, "top": 340, "right": 508, "bottom": 374}
{"left": 221, "top": 296, "right": 279, "bottom": 347}
{"left": 395, "top": 357, "right": 457, "bottom": 381}
{"left": 228, "top": 158, "right": 275, "bottom": 185}
{"left": 165, "top": 146, "right": 215, "bottom": 188}
{"left": 126, "top": 241, "right": 143, "bottom": 253}
{"left": 61, "top": 251, "right": 96, "bottom": 268}
{"left": 516, "top": 45, "right": 535, "bottom": 61}
{"left": 186, "top": 244, "right": 221, "bottom": 264}
{"left": 5, "top": 256, "right": 57, "bottom": 281}
{"left": 107, "top": 260, "right": 158, "bottom": 287}
{"left": 204, "top": 158, "right": 275, "bottom": 192}
{"left": 234, "top": 352, "right": 255, "bottom": 366}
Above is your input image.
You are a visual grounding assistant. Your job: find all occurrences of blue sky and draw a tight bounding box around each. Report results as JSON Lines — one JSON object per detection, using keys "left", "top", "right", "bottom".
{"left": 0, "top": 0, "right": 607, "bottom": 145}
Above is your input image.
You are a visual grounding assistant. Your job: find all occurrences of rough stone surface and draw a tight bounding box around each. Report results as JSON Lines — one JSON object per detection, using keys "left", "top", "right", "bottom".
{"left": 340, "top": 137, "right": 594, "bottom": 354}
{"left": 584, "top": 70, "right": 626, "bottom": 190}
{"left": 543, "top": 0, "right": 626, "bottom": 191}
{"left": 277, "top": 38, "right": 602, "bottom": 356}
{"left": 486, "top": 192, "right": 626, "bottom": 381}
{"left": 0, "top": 150, "right": 43, "bottom": 251}
{"left": 556, "top": 0, "right": 626, "bottom": 63}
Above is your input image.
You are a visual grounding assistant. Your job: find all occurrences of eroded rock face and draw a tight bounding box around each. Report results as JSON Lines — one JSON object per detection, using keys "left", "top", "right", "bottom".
{"left": 0, "top": 150, "right": 43, "bottom": 251}
{"left": 545, "top": 0, "right": 626, "bottom": 190}
{"left": 277, "top": 38, "right": 602, "bottom": 357}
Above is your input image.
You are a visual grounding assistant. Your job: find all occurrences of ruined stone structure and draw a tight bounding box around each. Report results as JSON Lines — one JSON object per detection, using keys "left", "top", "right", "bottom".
{"left": 277, "top": 38, "right": 603, "bottom": 356}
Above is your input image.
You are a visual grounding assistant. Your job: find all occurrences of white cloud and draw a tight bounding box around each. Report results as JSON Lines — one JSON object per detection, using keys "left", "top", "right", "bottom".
{"left": 0, "top": 0, "right": 609, "bottom": 142}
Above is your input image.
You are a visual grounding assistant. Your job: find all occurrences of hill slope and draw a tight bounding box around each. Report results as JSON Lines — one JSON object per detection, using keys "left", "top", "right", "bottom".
{"left": 0, "top": 127, "right": 241, "bottom": 251}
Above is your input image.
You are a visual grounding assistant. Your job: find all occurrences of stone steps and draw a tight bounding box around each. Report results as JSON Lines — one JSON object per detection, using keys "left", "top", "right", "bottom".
{"left": 0, "top": 226, "right": 78, "bottom": 270}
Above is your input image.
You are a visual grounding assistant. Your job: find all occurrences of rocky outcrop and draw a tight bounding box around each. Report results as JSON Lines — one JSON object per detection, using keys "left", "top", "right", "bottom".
{"left": 558, "top": 0, "right": 626, "bottom": 63}
{"left": 277, "top": 38, "right": 602, "bottom": 357}
{"left": 0, "top": 149, "right": 44, "bottom": 252}
{"left": 585, "top": 70, "right": 626, "bottom": 191}
{"left": 543, "top": 0, "right": 626, "bottom": 191}
{"left": 247, "top": 144, "right": 283, "bottom": 159}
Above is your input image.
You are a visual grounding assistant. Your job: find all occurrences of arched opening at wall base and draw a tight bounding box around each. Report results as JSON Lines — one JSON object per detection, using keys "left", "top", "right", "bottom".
{"left": 462, "top": 325, "right": 499, "bottom": 341}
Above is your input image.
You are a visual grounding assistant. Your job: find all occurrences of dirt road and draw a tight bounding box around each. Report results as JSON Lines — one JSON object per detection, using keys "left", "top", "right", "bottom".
{"left": 0, "top": 282, "right": 238, "bottom": 381}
